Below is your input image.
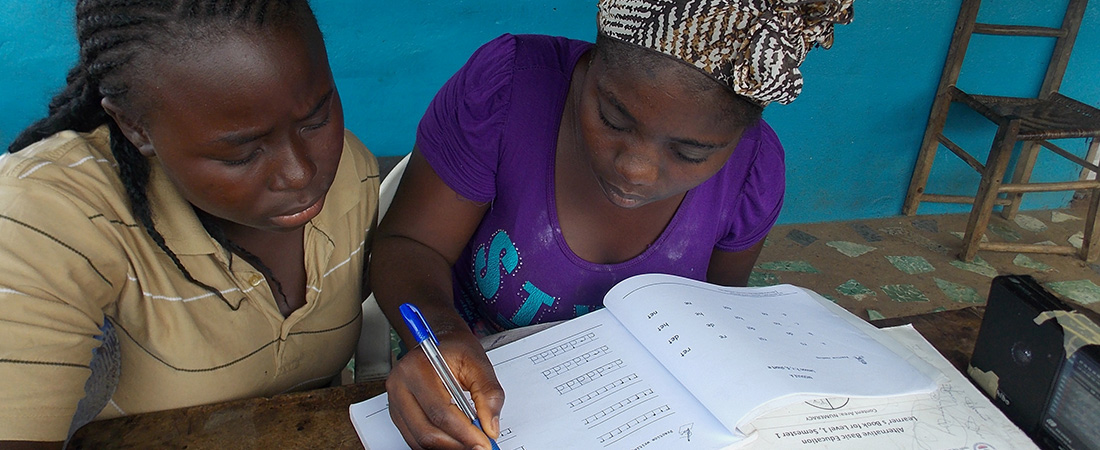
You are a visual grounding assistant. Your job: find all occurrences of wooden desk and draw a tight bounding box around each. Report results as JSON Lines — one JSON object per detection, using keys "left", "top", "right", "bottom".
{"left": 69, "top": 306, "right": 987, "bottom": 449}
{"left": 872, "top": 305, "right": 985, "bottom": 374}
{"left": 68, "top": 381, "right": 388, "bottom": 449}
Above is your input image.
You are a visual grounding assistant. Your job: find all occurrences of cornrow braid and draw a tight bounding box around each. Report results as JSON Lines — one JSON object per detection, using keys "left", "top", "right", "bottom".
{"left": 9, "top": 0, "right": 317, "bottom": 310}
{"left": 107, "top": 122, "right": 240, "bottom": 309}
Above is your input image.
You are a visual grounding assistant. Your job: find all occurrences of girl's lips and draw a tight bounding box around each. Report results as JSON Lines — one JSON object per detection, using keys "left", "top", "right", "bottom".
{"left": 271, "top": 194, "right": 326, "bottom": 228}
{"left": 601, "top": 180, "right": 646, "bottom": 208}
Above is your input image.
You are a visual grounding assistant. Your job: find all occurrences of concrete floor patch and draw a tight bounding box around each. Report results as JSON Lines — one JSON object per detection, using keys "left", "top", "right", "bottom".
{"left": 1045, "top": 280, "right": 1100, "bottom": 305}
{"left": 934, "top": 278, "right": 984, "bottom": 304}
{"left": 850, "top": 223, "right": 883, "bottom": 242}
{"left": 1052, "top": 211, "right": 1080, "bottom": 223}
{"left": 757, "top": 260, "right": 820, "bottom": 273}
{"left": 1012, "top": 254, "right": 1053, "bottom": 272}
{"left": 886, "top": 255, "right": 935, "bottom": 274}
{"left": 987, "top": 223, "right": 1022, "bottom": 242}
{"left": 826, "top": 241, "right": 877, "bottom": 258}
{"left": 786, "top": 229, "right": 819, "bottom": 247}
{"left": 880, "top": 227, "right": 951, "bottom": 254}
{"left": 837, "top": 279, "right": 876, "bottom": 300}
{"left": 1069, "top": 231, "right": 1084, "bottom": 249}
{"left": 1013, "top": 214, "right": 1047, "bottom": 233}
{"left": 881, "top": 284, "right": 930, "bottom": 302}
{"left": 950, "top": 257, "right": 999, "bottom": 278}
{"left": 912, "top": 218, "right": 939, "bottom": 233}
{"left": 748, "top": 271, "right": 780, "bottom": 287}
{"left": 949, "top": 231, "right": 989, "bottom": 242}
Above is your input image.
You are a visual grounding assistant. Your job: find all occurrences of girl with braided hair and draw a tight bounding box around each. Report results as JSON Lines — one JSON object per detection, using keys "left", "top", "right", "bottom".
{"left": 0, "top": 0, "right": 379, "bottom": 445}
{"left": 371, "top": 0, "right": 853, "bottom": 448}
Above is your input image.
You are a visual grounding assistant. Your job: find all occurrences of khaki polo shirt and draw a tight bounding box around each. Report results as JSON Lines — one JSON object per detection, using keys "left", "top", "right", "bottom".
{"left": 0, "top": 126, "right": 380, "bottom": 441}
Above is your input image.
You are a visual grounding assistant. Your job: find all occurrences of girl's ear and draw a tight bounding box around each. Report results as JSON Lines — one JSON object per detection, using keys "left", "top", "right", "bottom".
{"left": 101, "top": 98, "right": 156, "bottom": 157}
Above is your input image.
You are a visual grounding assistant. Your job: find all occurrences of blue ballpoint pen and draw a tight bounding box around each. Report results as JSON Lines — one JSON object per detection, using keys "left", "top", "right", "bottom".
{"left": 399, "top": 303, "right": 501, "bottom": 450}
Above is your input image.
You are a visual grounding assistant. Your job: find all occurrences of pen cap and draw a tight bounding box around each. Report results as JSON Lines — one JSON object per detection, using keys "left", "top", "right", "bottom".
{"left": 399, "top": 303, "right": 440, "bottom": 345}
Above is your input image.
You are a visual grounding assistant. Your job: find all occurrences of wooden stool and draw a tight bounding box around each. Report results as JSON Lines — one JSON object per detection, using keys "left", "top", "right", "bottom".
{"left": 904, "top": 0, "right": 1100, "bottom": 261}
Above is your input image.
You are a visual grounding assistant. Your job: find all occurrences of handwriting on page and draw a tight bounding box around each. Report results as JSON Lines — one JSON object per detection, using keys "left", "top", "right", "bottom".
{"left": 349, "top": 306, "right": 738, "bottom": 450}
{"left": 509, "top": 324, "right": 690, "bottom": 448}
{"left": 353, "top": 276, "right": 941, "bottom": 450}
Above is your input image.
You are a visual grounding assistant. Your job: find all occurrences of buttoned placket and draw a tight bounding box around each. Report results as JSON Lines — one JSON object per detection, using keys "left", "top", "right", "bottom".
{"left": 272, "top": 222, "right": 336, "bottom": 378}
{"left": 203, "top": 244, "right": 291, "bottom": 382}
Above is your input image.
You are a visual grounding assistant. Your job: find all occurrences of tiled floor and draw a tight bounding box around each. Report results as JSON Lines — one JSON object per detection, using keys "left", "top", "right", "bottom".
{"left": 757, "top": 197, "right": 1100, "bottom": 321}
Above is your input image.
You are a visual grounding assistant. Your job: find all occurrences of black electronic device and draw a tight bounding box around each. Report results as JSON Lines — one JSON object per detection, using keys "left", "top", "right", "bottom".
{"left": 968, "top": 275, "right": 1100, "bottom": 450}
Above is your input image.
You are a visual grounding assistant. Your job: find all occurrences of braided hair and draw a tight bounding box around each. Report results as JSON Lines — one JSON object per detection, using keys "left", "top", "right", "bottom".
{"left": 7, "top": 0, "right": 318, "bottom": 310}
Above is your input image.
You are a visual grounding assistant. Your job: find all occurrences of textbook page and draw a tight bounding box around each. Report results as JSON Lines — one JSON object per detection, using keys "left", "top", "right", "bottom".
{"left": 351, "top": 307, "right": 747, "bottom": 450}
{"left": 603, "top": 274, "right": 938, "bottom": 435}
{"left": 740, "top": 325, "right": 1038, "bottom": 449}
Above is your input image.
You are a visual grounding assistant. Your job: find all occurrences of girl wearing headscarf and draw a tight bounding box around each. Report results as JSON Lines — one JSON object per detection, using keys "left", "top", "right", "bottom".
{"left": 371, "top": 1, "right": 853, "bottom": 448}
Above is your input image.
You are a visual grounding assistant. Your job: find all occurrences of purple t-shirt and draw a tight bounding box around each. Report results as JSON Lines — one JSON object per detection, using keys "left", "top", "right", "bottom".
{"left": 417, "top": 34, "right": 785, "bottom": 333}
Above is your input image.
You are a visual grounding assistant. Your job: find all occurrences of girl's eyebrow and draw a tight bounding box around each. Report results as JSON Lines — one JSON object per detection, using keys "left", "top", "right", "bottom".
{"left": 212, "top": 127, "right": 271, "bottom": 147}
{"left": 598, "top": 82, "right": 729, "bottom": 149}
{"left": 209, "top": 88, "right": 334, "bottom": 146}
{"left": 672, "top": 137, "right": 725, "bottom": 149}
{"left": 596, "top": 83, "right": 636, "bottom": 123}
{"left": 298, "top": 88, "right": 334, "bottom": 121}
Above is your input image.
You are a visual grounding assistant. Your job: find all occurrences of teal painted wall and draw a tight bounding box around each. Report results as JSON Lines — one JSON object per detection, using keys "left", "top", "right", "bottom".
{"left": 2, "top": 0, "right": 1098, "bottom": 224}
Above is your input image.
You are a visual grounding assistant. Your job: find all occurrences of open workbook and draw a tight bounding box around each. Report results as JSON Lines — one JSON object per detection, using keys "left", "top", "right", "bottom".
{"left": 350, "top": 274, "right": 941, "bottom": 449}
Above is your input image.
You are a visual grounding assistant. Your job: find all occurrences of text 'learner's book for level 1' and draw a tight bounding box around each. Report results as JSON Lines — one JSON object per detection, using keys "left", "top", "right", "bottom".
{"left": 350, "top": 273, "right": 940, "bottom": 449}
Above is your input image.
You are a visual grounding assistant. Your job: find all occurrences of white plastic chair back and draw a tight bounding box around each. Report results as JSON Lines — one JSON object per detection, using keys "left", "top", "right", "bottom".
{"left": 355, "top": 153, "right": 411, "bottom": 382}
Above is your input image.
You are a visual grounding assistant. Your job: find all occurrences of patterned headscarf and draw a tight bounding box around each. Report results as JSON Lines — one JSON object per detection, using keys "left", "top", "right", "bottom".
{"left": 598, "top": 0, "right": 854, "bottom": 105}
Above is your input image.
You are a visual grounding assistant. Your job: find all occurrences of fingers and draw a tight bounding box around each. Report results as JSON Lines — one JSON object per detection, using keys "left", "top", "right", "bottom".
{"left": 442, "top": 331, "right": 505, "bottom": 438}
{"left": 466, "top": 364, "right": 505, "bottom": 438}
{"left": 387, "top": 375, "right": 455, "bottom": 450}
{"left": 387, "top": 345, "right": 499, "bottom": 449}
{"left": 389, "top": 397, "right": 429, "bottom": 450}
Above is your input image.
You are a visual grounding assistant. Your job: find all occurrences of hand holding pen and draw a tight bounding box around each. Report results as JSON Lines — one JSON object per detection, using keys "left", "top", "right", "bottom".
{"left": 390, "top": 303, "right": 504, "bottom": 450}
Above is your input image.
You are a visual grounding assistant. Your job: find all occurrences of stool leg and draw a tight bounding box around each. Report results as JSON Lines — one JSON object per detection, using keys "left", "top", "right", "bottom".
{"left": 1002, "top": 140, "right": 1041, "bottom": 220}
{"left": 1083, "top": 187, "right": 1100, "bottom": 262}
{"left": 961, "top": 122, "right": 1020, "bottom": 261}
{"left": 1080, "top": 138, "right": 1100, "bottom": 261}
{"left": 1079, "top": 138, "right": 1099, "bottom": 181}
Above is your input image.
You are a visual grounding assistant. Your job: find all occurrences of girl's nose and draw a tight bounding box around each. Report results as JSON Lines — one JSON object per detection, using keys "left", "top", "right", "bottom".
{"left": 615, "top": 142, "right": 659, "bottom": 186}
{"left": 271, "top": 135, "right": 317, "bottom": 191}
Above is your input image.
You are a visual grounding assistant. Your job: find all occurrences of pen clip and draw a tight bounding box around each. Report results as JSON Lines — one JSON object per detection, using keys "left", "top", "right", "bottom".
{"left": 399, "top": 303, "right": 440, "bottom": 346}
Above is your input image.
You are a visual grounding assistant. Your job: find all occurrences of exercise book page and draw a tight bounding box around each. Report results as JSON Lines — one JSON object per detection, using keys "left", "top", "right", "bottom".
{"left": 603, "top": 274, "right": 938, "bottom": 435}
{"left": 350, "top": 307, "right": 743, "bottom": 449}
